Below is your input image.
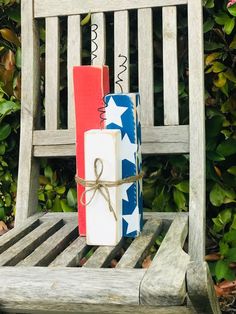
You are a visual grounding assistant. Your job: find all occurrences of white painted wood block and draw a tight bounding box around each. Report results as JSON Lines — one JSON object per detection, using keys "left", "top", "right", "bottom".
{"left": 84, "top": 129, "right": 122, "bottom": 246}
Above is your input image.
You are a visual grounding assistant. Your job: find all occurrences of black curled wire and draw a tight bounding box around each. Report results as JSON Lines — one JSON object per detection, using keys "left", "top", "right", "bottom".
{"left": 115, "top": 54, "right": 128, "bottom": 93}
{"left": 91, "top": 24, "right": 98, "bottom": 64}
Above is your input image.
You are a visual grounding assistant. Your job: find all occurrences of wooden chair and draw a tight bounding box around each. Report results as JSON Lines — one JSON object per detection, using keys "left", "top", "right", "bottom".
{"left": 0, "top": 0, "right": 221, "bottom": 313}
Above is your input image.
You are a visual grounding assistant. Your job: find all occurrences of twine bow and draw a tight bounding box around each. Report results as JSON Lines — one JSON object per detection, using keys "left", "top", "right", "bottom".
{"left": 75, "top": 158, "right": 144, "bottom": 221}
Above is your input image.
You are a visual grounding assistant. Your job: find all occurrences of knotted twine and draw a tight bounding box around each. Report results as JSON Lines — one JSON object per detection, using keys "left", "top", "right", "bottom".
{"left": 75, "top": 158, "right": 144, "bottom": 221}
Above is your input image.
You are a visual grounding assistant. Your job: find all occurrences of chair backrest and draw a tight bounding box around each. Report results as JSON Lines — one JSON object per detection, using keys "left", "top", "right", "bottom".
{"left": 17, "top": 0, "right": 205, "bottom": 262}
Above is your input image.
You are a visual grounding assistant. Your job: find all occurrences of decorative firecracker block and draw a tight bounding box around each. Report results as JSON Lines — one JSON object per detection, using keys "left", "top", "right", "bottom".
{"left": 104, "top": 93, "right": 143, "bottom": 237}
{"left": 84, "top": 129, "right": 122, "bottom": 246}
{"left": 73, "top": 65, "right": 109, "bottom": 236}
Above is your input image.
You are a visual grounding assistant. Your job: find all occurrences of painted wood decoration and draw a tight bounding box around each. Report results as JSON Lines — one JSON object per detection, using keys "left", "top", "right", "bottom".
{"left": 84, "top": 129, "right": 122, "bottom": 246}
{"left": 105, "top": 93, "right": 143, "bottom": 237}
{"left": 73, "top": 66, "right": 109, "bottom": 236}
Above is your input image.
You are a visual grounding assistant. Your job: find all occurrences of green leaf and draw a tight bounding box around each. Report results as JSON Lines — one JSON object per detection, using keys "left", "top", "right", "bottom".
{"left": 0, "top": 123, "right": 11, "bottom": 141}
{"left": 0, "top": 144, "right": 6, "bottom": 155}
{"left": 224, "top": 229, "right": 236, "bottom": 242}
{"left": 217, "top": 138, "right": 236, "bottom": 156}
{"left": 224, "top": 17, "right": 235, "bottom": 35}
{"left": 227, "top": 166, "right": 236, "bottom": 176}
{"left": 44, "top": 166, "right": 53, "bottom": 182}
{"left": 204, "top": 19, "right": 215, "bottom": 33}
{"left": 4, "top": 193, "right": 11, "bottom": 207}
{"left": 81, "top": 12, "right": 91, "bottom": 26}
{"left": 0, "top": 207, "right": 6, "bottom": 220}
{"left": 38, "top": 192, "right": 45, "bottom": 202}
{"left": 204, "top": 42, "right": 225, "bottom": 51}
{"left": 214, "top": 12, "right": 231, "bottom": 25}
{"left": 174, "top": 181, "right": 189, "bottom": 193}
{"left": 215, "top": 260, "right": 235, "bottom": 281}
{"left": 204, "top": 0, "right": 214, "bottom": 8}
{"left": 226, "top": 248, "right": 236, "bottom": 262}
{"left": 67, "top": 188, "right": 77, "bottom": 208}
{"left": 52, "top": 196, "right": 62, "bottom": 212}
{"left": 207, "top": 151, "right": 225, "bottom": 161}
{"left": 173, "top": 189, "right": 187, "bottom": 211}
{"left": 210, "top": 184, "right": 226, "bottom": 206}
{"left": 219, "top": 241, "right": 229, "bottom": 256}
{"left": 228, "top": 3, "right": 236, "bottom": 17}
{"left": 206, "top": 115, "right": 224, "bottom": 138}
{"left": 55, "top": 186, "right": 66, "bottom": 195}
{"left": 60, "top": 199, "right": 75, "bottom": 212}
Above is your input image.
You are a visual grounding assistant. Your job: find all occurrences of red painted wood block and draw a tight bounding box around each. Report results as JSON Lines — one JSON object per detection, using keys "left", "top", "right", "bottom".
{"left": 73, "top": 66, "right": 110, "bottom": 236}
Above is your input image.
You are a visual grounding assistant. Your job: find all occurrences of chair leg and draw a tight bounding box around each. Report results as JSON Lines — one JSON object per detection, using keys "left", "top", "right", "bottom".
{"left": 187, "top": 261, "right": 221, "bottom": 314}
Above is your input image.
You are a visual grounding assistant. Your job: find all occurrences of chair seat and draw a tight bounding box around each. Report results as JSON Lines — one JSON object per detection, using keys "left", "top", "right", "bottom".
{"left": 0, "top": 212, "right": 191, "bottom": 313}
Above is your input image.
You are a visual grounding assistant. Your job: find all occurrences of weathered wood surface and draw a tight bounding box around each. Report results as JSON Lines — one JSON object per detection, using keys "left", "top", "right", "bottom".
{"left": 17, "top": 223, "right": 77, "bottom": 266}
{"left": 0, "top": 267, "right": 145, "bottom": 309}
{"left": 187, "top": 262, "right": 221, "bottom": 314}
{"left": 91, "top": 13, "right": 106, "bottom": 65}
{"left": 117, "top": 219, "right": 162, "bottom": 268}
{"left": 138, "top": 8, "right": 154, "bottom": 126}
{"left": 140, "top": 215, "right": 190, "bottom": 306}
{"left": 49, "top": 237, "right": 87, "bottom": 267}
{"left": 33, "top": 125, "right": 189, "bottom": 145}
{"left": 45, "top": 17, "right": 60, "bottom": 130}
{"left": 0, "top": 305, "right": 195, "bottom": 314}
{"left": 0, "top": 219, "right": 63, "bottom": 266}
{"left": 83, "top": 239, "right": 124, "bottom": 268}
{"left": 188, "top": 0, "right": 206, "bottom": 262}
{"left": 15, "top": 0, "right": 40, "bottom": 226}
{"left": 67, "top": 15, "right": 81, "bottom": 129}
{"left": 163, "top": 6, "right": 179, "bottom": 126}
{"left": 114, "top": 10, "right": 129, "bottom": 92}
{"left": 33, "top": 144, "right": 75, "bottom": 157}
{"left": 34, "top": 0, "right": 188, "bottom": 18}
{"left": 0, "top": 215, "right": 42, "bottom": 254}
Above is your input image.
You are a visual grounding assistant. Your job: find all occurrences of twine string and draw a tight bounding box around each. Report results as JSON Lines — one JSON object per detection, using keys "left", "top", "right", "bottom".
{"left": 75, "top": 158, "right": 144, "bottom": 221}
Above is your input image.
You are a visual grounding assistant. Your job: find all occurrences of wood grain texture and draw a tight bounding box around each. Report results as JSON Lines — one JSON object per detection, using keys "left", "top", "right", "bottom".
{"left": 0, "top": 219, "right": 63, "bottom": 266}
{"left": 67, "top": 15, "right": 81, "bottom": 129}
{"left": 0, "top": 267, "right": 145, "bottom": 307}
{"left": 83, "top": 239, "right": 124, "bottom": 268}
{"left": 188, "top": 0, "right": 206, "bottom": 262}
{"left": 114, "top": 11, "right": 129, "bottom": 93}
{"left": 15, "top": 0, "right": 40, "bottom": 226}
{"left": 45, "top": 17, "right": 60, "bottom": 130}
{"left": 49, "top": 237, "right": 88, "bottom": 267}
{"left": 0, "top": 304, "right": 195, "bottom": 314}
{"left": 0, "top": 214, "right": 42, "bottom": 254}
{"left": 33, "top": 125, "right": 189, "bottom": 145}
{"left": 33, "top": 144, "right": 75, "bottom": 157}
{"left": 116, "top": 219, "right": 162, "bottom": 268}
{"left": 34, "top": 0, "right": 188, "bottom": 18}
{"left": 91, "top": 13, "right": 106, "bottom": 65}
{"left": 140, "top": 215, "right": 190, "bottom": 306}
{"left": 17, "top": 223, "right": 78, "bottom": 266}
{"left": 138, "top": 8, "right": 154, "bottom": 126}
{"left": 187, "top": 262, "right": 221, "bottom": 314}
{"left": 163, "top": 6, "right": 179, "bottom": 126}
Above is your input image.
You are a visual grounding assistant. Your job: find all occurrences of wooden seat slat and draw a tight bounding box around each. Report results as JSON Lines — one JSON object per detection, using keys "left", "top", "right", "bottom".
{"left": 0, "top": 219, "right": 63, "bottom": 266}
{"left": 49, "top": 236, "right": 88, "bottom": 267}
{"left": 83, "top": 239, "right": 125, "bottom": 268}
{"left": 0, "top": 214, "right": 42, "bottom": 254}
{"left": 116, "top": 219, "right": 162, "bottom": 269}
{"left": 17, "top": 222, "right": 78, "bottom": 266}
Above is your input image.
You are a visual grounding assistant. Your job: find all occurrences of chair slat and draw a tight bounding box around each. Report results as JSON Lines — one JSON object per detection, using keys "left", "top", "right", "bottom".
{"left": 18, "top": 223, "right": 78, "bottom": 266}
{"left": 0, "top": 215, "right": 41, "bottom": 254}
{"left": 45, "top": 17, "right": 60, "bottom": 130}
{"left": 163, "top": 6, "right": 179, "bottom": 126}
{"left": 67, "top": 15, "right": 81, "bottom": 129}
{"left": 15, "top": 0, "right": 40, "bottom": 226}
{"left": 83, "top": 239, "right": 124, "bottom": 268}
{"left": 34, "top": 0, "right": 188, "bottom": 18}
{"left": 188, "top": 0, "right": 205, "bottom": 262}
{"left": 33, "top": 144, "right": 75, "bottom": 157}
{"left": 138, "top": 8, "right": 154, "bottom": 126}
{"left": 0, "top": 219, "right": 63, "bottom": 266}
{"left": 91, "top": 13, "right": 106, "bottom": 65}
{"left": 116, "top": 219, "right": 162, "bottom": 269}
{"left": 49, "top": 237, "right": 88, "bottom": 267}
{"left": 140, "top": 215, "right": 189, "bottom": 306}
{"left": 114, "top": 11, "right": 129, "bottom": 93}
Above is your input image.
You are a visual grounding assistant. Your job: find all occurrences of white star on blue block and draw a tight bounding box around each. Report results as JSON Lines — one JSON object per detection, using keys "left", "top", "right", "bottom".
{"left": 106, "top": 97, "right": 128, "bottom": 127}
{"left": 121, "top": 134, "right": 137, "bottom": 164}
{"left": 123, "top": 205, "right": 140, "bottom": 234}
{"left": 122, "top": 182, "right": 134, "bottom": 202}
